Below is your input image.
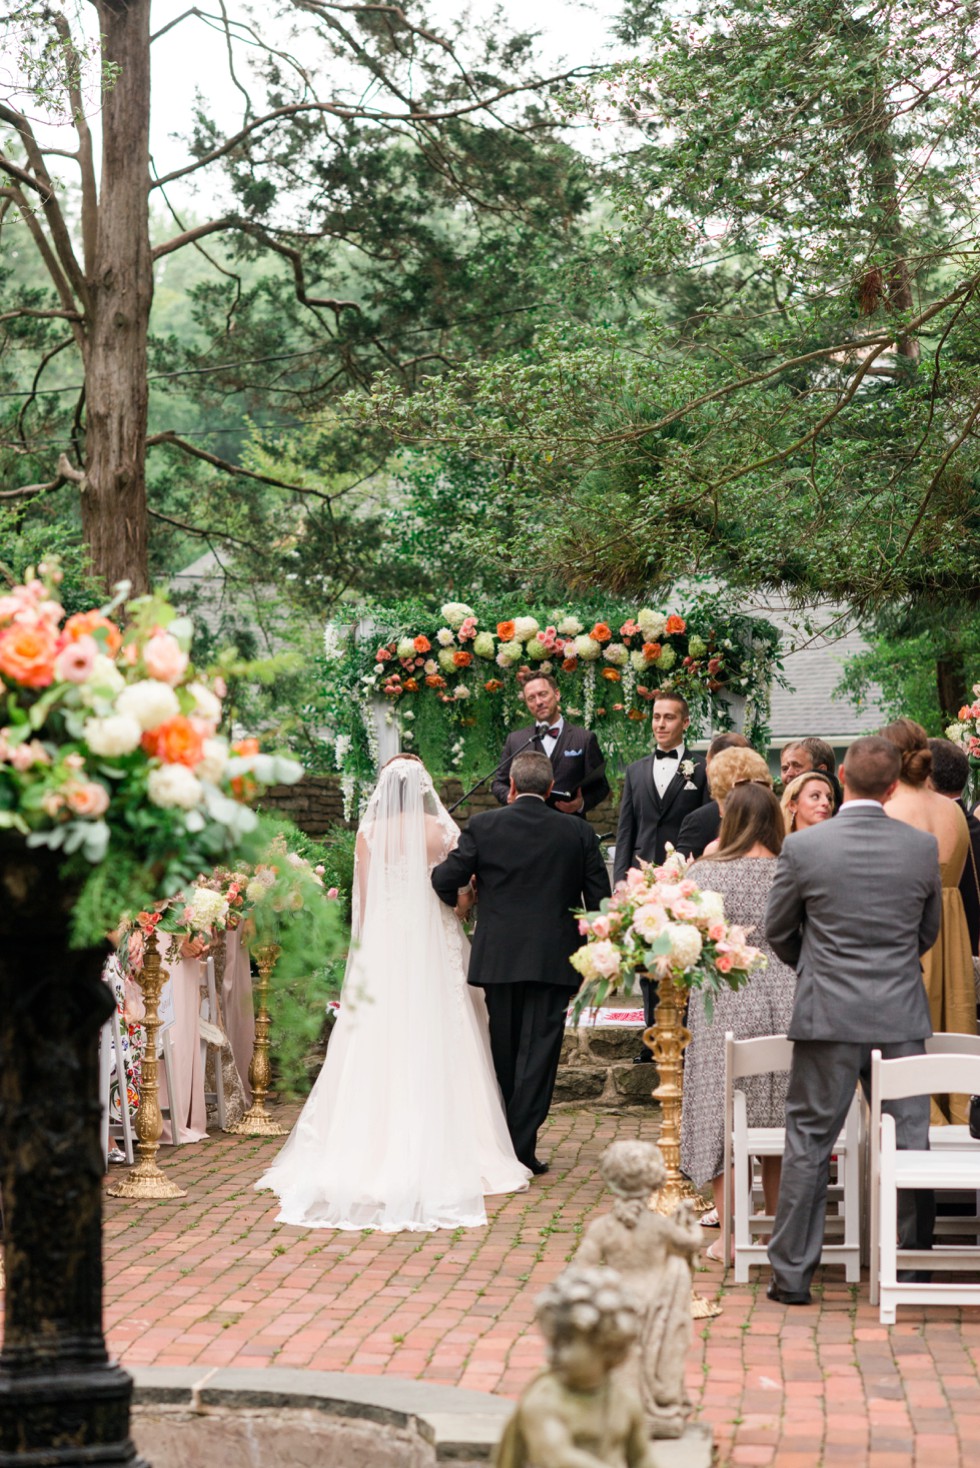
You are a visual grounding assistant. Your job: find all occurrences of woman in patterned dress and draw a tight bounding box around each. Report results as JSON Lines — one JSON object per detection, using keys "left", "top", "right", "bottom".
{"left": 679, "top": 781, "right": 796, "bottom": 1259}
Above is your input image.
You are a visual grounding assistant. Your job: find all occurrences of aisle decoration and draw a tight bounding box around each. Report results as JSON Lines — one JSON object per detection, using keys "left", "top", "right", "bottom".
{"left": 572, "top": 851, "right": 763, "bottom": 1219}
{"left": 318, "top": 596, "right": 781, "bottom": 810}
{"left": 946, "top": 690, "right": 980, "bottom": 767}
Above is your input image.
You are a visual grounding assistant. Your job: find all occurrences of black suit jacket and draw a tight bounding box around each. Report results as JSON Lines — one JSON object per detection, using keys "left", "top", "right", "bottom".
{"left": 958, "top": 800, "right": 980, "bottom": 956}
{"left": 613, "top": 753, "right": 710, "bottom": 882}
{"left": 431, "top": 797, "right": 611, "bottom": 991}
{"left": 491, "top": 723, "right": 609, "bottom": 815}
{"left": 676, "top": 800, "right": 720, "bottom": 859}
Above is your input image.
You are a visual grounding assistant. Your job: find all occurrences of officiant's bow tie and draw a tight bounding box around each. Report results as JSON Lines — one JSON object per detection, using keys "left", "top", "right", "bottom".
{"left": 654, "top": 748, "right": 680, "bottom": 760}
{"left": 537, "top": 725, "right": 561, "bottom": 739}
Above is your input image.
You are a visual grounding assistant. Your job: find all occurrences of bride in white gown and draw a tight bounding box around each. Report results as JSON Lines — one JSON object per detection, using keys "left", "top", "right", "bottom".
{"left": 256, "top": 754, "right": 531, "bottom": 1230}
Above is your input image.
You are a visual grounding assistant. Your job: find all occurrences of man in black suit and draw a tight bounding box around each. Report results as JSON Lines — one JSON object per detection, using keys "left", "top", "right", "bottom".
{"left": 928, "top": 737, "right": 980, "bottom": 956}
{"left": 491, "top": 673, "right": 609, "bottom": 817}
{"left": 432, "top": 751, "right": 610, "bottom": 1174}
{"left": 675, "top": 731, "right": 750, "bottom": 858}
{"left": 613, "top": 693, "right": 711, "bottom": 1056}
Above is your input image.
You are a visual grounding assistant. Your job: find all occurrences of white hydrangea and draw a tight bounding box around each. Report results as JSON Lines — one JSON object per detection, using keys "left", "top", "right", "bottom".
{"left": 147, "top": 763, "right": 203, "bottom": 810}
{"left": 496, "top": 639, "right": 524, "bottom": 664}
{"left": 79, "top": 655, "right": 125, "bottom": 704}
{"left": 630, "top": 649, "right": 651, "bottom": 672}
{"left": 436, "top": 627, "right": 455, "bottom": 647}
{"left": 396, "top": 637, "right": 416, "bottom": 660}
{"left": 186, "top": 886, "right": 229, "bottom": 931}
{"left": 638, "top": 609, "right": 667, "bottom": 639}
{"left": 557, "top": 615, "right": 583, "bottom": 636}
{"left": 696, "top": 889, "right": 725, "bottom": 928}
{"left": 603, "top": 642, "right": 628, "bottom": 667}
{"left": 525, "top": 636, "right": 549, "bottom": 660}
{"left": 473, "top": 632, "right": 496, "bottom": 659}
{"left": 513, "top": 615, "right": 539, "bottom": 642}
{"left": 946, "top": 722, "right": 966, "bottom": 744}
{"left": 665, "top": 922, "right": 703, "bottom": 969}
{"left": 115, "top": 679, "right": 180, "bottom": 732}
{"left": 84, "top": 713, "right": 142, "bottom": 757}
{"left": 574, "top": 633, "right": 601, "bottom": 661}
{"left": 440, "top": 602, "right": 474, "bottom": 628}
{"left": 438, "top": 647, "right": 458, "bottom": 674}
{"left": 197, "top": 737, "right": 229, "bottom": 783}
{"left": 186, "top": 681, "right": 222, "bottom": 725}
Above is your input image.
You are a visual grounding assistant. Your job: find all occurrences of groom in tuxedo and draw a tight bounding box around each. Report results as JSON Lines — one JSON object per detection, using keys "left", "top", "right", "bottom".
{"left": 491, "top": 673, "right": 609, "bottom": 817}
{"left": 613, "top": 692, "right": 711, "bottom": 1055}
{"left": 432, "top": 751, "right": 610, "bottom": 1174}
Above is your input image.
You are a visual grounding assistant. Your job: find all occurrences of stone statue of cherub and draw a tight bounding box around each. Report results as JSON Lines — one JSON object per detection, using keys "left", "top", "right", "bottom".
{"left": 575, "top": 1140, "right": 701, "bottom": 1439}
{"left": 493, "top": 1265, "right": 657, "bottom": 1468}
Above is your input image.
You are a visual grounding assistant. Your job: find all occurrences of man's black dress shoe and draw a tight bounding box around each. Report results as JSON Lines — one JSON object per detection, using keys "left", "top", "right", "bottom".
{"left": 766, "top": 1279, "right": 812, "bottom": 1306}
{"left": 528, "top": 1159, "right": 550, "bottom": 1176}
{"left": 633, "top": 1050, "right": 653, "bottom": 1064}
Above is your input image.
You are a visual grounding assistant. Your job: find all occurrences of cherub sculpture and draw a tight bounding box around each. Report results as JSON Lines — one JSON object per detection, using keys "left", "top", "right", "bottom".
{"left": 575, "top": 1140, "right": 701, "bottom": 1439}
{"left": 493, "top": 1266, "right": 657, "bottom": 1468}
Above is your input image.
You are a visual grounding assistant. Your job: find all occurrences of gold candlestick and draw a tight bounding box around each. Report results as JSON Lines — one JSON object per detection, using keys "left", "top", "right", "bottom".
{"left": 228, "top": 942, "right": 286, "bottom": 1136}
{"left": 107, "top": 930, "right": 186, "bottom": 1200}
{"left": 643, "top": 970, "right": 722, "bottom": 1320}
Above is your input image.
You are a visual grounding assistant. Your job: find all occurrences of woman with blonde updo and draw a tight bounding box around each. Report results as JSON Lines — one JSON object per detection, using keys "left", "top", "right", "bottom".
{"left": 881, "top": 719, "right": 976, "bottom": 1122}
{"left": 781, "top": 770, "right": 835, "bottom": 834}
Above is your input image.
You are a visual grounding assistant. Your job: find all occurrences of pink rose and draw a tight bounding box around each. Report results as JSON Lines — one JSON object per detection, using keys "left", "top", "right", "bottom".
{"left": 64, "top": 780, "right": 110, "bottom": 817}
{"left": 143, "top": 631, "right": 188, "bottom": 685}
{"left": 10, "top": 739, "right": 49, "bottom": 772}
{"left": 41, "top": 791, "right": 64, "bottom": 816}
{"left": 375, "top": 648, "right": 392, "bottom": 662}
{"left": 716, "top": 953, "right": 734, "bottom": 973}
{"left": 327, "top": 887, "right": 339, "bottom": 899}
{"left": 708, "top": 922, "right": 726, "bottom": 943}
{"left": 591, "top": 915, "right": 611, "bottom": 940}
{"left": 64, "top": 752, "right": 85, "bottom": 771}
{"left": 54, "top": 633, "right": 98, "bottom": 684}
{"left": 578, "top": 918, "right": 591, "bottom": 935}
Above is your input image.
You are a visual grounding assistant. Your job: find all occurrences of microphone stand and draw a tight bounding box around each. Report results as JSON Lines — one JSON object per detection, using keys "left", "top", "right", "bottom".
{"left": 447, "top": 728, "right": 544, "bottom": 814}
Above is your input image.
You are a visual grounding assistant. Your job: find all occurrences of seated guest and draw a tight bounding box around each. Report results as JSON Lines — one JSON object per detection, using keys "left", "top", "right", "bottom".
{"left": 681, "top": 782, "right": 796, "bottom": 1259}
{"left": 927, "top": 737, "right": 980, "bottom": 957}
{"left": 676, "top": 732, "right": 750, "bottom": 858}
{"left": 798, "top": 737, "right": 843, "bottom": 809}
{"left": 780, "top": 771, "right": 835, "bottom": 834}
{"left": 701, "top": 746, "right": 772, "bottom": 856}
{"left": 882, "top": 718, "right": 976, "bottom": 1124}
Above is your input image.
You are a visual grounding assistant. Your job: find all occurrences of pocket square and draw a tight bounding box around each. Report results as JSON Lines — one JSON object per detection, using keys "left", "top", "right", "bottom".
{"left": 683, "top": 780, "right": 697, "bottom": 790}
{"left": 563, "top": 749, "right": 583, "bottom": 758}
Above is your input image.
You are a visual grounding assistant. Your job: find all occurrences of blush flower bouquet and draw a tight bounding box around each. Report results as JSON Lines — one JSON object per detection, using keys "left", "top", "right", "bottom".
{"left": 570, "top": 850, "right": 764, "bottom": 1021}
{"left": 0, "top": 563, "right": 303, "bottom": 945}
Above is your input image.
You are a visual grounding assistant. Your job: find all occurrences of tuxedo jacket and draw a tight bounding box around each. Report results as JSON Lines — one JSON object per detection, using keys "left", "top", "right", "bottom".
{"left": 431, "top": 797, "right": 611, "bottom": 991}
{"left": 491, "top": 723, "right": 609, "bottom": 816}
{"left": 613, "top": 753, "right": 710, "bottom": 882}
{"left": 676, "top": 800, "right": 721, "bottom": 859}
{"left": 764, "top": 804, "right": 941, "bottom": 1043}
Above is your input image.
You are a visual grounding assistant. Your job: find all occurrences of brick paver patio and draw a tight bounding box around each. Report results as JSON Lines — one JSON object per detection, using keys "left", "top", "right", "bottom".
{"left": 58, "top": 1106, "right": 980, "bottom": 1464}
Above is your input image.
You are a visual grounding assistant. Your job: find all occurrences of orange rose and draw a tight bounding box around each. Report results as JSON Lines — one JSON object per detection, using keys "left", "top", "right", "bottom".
{"left": 413, "top": 635, "right": 431, "bottom": 653}
{"left": 453, "top": 650, "right": 473, "bottom": 668}
{"left": 233, "top": 737, "right": 260, "bottom": 756}
{"left": 590, "top": 623, "right": 612, "bottom": 643}
{"left": 642, "top": 642, "right": 661, "bottom": 661}
{"left": 496, "top": 620, "right": 516, "bottom": 640}
{"left": 141, "top": 716, "right": 205, "bottom": 768}
{"left": 562, "top": 657, "right": 578, "bottom": 673}
{"left": 484, "top": 679, "right": 503, "bottom": 692}
{"left": 628, "top": 708, "right": 647, "bottom": 721}
{"left": 601, "top": 667, "right": 621, "bottom": 682}
{"left": 0, "top": 620, "right": 58, "bottom": 688}
{"left": 62, "top": 610, "right": 122, "bottom": 656}
{"left": 425, "top": 674, "right": 446, "bottom": 689}
{"left": 665, "top": 614, "right": 686, "bottom": 635}
{"left": 403, "top": 678, "right": 419, "bottom": 692}
{"left": 959, "top": 706, "right": 972, "bottom": 721}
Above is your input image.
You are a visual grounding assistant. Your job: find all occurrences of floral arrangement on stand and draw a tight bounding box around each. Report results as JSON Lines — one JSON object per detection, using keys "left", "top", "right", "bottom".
{"left": 318, "top": 595, "right": 782, "bottom": 813}
{"left": 946, "top": 690, "right": 980, "bottom": 768}
{"left": 570, "top": 850, "right": 764, "bottom": 1021}
{"left": 0, "top": 562, "right": 304, "bottom": 946}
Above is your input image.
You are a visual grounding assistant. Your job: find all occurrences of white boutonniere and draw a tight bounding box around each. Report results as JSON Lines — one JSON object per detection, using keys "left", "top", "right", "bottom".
{"left": 680, "top": 759, "right": 696, "bottom": 779}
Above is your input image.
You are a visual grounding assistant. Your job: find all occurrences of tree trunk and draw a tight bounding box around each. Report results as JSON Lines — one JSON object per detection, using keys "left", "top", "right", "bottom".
{"left": 81, "top": 1, "right": 153, "bottom": 595}
{"left": 937, "top": 655, "right": 965, "bottom": 721}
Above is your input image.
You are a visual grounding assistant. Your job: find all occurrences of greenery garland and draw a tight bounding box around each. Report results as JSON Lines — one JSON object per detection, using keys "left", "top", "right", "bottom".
{"left": 317, "top": 594, "right": 782, "bottom": 810}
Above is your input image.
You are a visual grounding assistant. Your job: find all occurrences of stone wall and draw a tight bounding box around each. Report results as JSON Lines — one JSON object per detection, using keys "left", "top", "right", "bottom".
{"left": 555, "top": 1026, "right": 659, "bottom": 1109}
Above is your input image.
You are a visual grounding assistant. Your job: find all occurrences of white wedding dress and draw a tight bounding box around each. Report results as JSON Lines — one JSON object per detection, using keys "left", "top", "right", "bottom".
{"left": 256, "top": 758, "right": 530, "bottom": 1231}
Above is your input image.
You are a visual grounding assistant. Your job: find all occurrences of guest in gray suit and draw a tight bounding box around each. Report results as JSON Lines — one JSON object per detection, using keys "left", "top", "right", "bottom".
{"left": 763, "top": 736, "right": 942, "bottom": 1305}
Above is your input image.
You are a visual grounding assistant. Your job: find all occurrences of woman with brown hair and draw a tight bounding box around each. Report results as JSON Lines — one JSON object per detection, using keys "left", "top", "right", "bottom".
{"left": 881, "top": 719, "right": 976, "bottom": 1122}
{"left": 680, "top": 781, "right": 797, "bottom": 1257}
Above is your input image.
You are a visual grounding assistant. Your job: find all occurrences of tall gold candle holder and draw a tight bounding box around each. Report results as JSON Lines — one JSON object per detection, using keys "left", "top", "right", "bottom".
{"left": 228, "top": 942, "right": 286, "bottom": 1137}
{"left": 643, "top": 969, "right": 722, "bottom": 1320}
{"left": 107, "top": 930, "right": 186, "bottom": 1200}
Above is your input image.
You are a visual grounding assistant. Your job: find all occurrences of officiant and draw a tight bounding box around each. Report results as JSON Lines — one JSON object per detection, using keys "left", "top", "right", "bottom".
{"left": 491, "top": 673, "right": 609, "bottom": 817}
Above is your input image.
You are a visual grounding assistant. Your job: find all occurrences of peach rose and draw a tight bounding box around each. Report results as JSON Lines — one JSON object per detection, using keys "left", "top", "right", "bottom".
{"left": 425, "top": 674, "right": 446, "bottom": 689}
{"left": 716, "top": 952, "right": 734, "bottom": 973}
{"left": 64, "top": 780, "right": 110, "bottom": 818}
{"left": 665, "top": 614, "right": 686, "bottom": 635}
{"left": 413, "top": 635, "right": 431, "bottom": 654}
{"left": 143, "top": 631, "right": 188, "bottom": 685}
{"left": 642, "top": 641, "right": 662, "bottom": 661}
{"left": 403, "top": 678, "right": 419, "bottom": 691}
{"left": 0, "top": 619, "right": 59, "bottom": 688}
{"left": 232, "top": 738, "right": 260, "bottom": 756}
{"left": 589, "top": 622, "right": 612, "bottom": 643}
{"left": 453, "top": 650, "right": 473, "bottom": 668}
{"left": 62, "top": 611, "right": 122, "bottom": 656}
{"left": 601, "top": 667, "right": 621, "bottom": 682}
{"left": 496, "top": 620, "right": 516, "bottom": 640}
{"left": 141, "top": 716, "right": 205, "bottom": 768}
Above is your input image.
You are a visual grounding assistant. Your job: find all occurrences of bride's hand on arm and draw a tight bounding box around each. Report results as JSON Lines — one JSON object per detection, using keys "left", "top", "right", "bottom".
{"left": 454, "top": 881, "right": 475, "bottom": 919}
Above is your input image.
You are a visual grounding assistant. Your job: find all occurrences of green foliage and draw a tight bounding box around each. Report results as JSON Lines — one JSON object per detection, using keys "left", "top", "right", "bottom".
{"left": 837, "top": 603, "right": 980, "bottom": 733}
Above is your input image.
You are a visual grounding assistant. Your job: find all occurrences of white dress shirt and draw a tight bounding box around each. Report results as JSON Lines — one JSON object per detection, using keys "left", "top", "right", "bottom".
{"left": 653, "top": 743, "right": 686, "bottom": 798}
{"left": 540, "top": 716, "right": 564, "bottom": 760}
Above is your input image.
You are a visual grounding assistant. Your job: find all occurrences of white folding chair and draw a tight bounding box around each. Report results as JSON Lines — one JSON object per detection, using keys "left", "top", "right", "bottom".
{"left": 870, "top": 1048, "right": 980, "bottom": 1322}
{"left": 99, "top": 1007, "right": 135, "bottom": 1167}
{"left": 924, "top": 1033, "right": 980, "bottom": 1244}
{"left": 723, "top": 1032, "right": 862, "bottom": 1281}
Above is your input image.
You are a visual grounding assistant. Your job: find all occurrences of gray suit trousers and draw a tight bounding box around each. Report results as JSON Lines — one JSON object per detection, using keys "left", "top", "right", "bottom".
{"left": 768, "top": 1040, "right": 934, "bottom": 1294}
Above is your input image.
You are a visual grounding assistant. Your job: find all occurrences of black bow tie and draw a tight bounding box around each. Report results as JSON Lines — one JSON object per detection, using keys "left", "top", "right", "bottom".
{"left": 654, "top": 748, "right": 680, "bottom": 760}
{"left": 537, "top": 725, "right": 561, "bottom": 739}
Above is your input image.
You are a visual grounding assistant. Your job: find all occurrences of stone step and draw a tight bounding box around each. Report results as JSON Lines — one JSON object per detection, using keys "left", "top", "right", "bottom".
{"left": 554, "top": 1026, "right": 660, "bottom": 1109}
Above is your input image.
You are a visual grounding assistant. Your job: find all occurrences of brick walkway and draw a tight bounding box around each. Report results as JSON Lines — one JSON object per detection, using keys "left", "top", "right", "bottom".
{"left": 89, "top": 1106, "right": 980, "bottom": 1466}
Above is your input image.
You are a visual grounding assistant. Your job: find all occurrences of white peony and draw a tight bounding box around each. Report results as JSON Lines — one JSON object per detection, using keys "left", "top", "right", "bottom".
{"left": 574, "top": 633, "right": 601, "bottom": 661}
{"left": 453, "top": 684, "right": 470, "bottom": 699}
{"left": 197, "top": 737, "right": 229, "bottom": 783}
{"left": 186, "top": 886, "right": 229, "bottom": 931}
{"left": 84, "top": 713, "right": 142, "bottom": 757}
{"left": 440, "top": 602, "right": 474, "bottom": 628}
{"left": 473, "top": 632, "right": 496, "bottom": 659}
{"left": 603, "top": 642, "right": 628, "bottom": 667}
{"left": 186, "top": 681, "right": 222, "bottom": 725}
{"left": 438, "top": 647, "right": 458, "bottom": 674}
{"left": 638, "top": 609, "right": 667, "bottom": 639}
{"left": 513, "top": 616, "right": 539, "bottom": 642}
{"left": 557, "top": 615, "right": 583, "bottom": 636}
{"left": 147, "top": 763, "right": 203, "bottom": 810}
{"left": 115, "top": 679, "right": 180, "bottom": 732}
{"left": 664, "top": 922, "right": 703, "bottom": 969}
{"left": 589, "top": 940, "right": 622, "bottom": 979}
{"left": 436, "top": 627, "right": 456, "bottom": 647}
{"left": 696, "top": 889, "right": 725, "bottom": 928}
{"left": 632, "top": 902, "right": 667, "bottom": 943}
